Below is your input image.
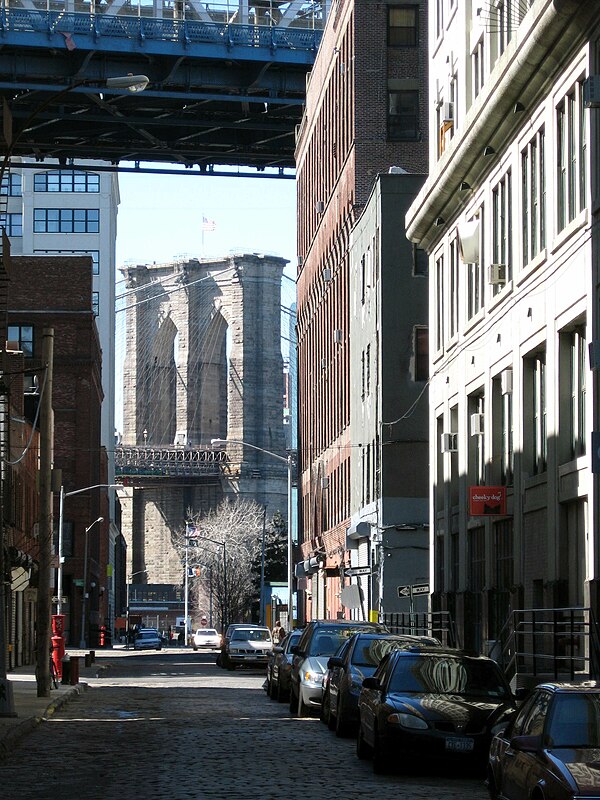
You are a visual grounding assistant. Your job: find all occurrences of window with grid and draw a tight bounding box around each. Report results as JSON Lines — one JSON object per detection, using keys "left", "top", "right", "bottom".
{"left": 388, "top": 6, "right": 418, "bottom": 46}
{"left": 0, "top": 213, "right": 22, "bottom": 236}
{"left": 525, "top": 350, "right": 547, "bottom": 474}
{"left": 34, "top": 208, "right": 100, "bottom": 233}
{"left": 7, "top": 325, "right": 33, "bottom": 356}
{"left": 92, "top": 291, "right": 99, "bottom": 317}
{"left": 492, "top": 170, "right": 512, "bottom": 292}
{"left": 388, "top": 90, "right": 419, "bottom": 141}
{"left": 557, "top": 83, "right": 587, "bottom": 232}
{"left": 1, "top": 172, "right": 21, "bottom": 197}
{"left": 34, "top": 170, "right": 100, "bottom": 193}
{"left": 521, "top": 128, "right": 546, "bottom": 266}
{"left": 472, "top": 38, "right": 484, "bottom": 99}
{"left": 496, "top": 0, "right": 515, "bottom": 56}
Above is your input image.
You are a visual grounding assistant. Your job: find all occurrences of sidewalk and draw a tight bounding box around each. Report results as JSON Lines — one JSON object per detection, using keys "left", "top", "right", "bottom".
{"left": 0, "top": 648, "right": 106, "bottom": 759}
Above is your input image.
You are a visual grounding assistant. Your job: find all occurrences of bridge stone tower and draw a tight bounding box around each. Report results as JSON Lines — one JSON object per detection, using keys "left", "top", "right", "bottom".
{"left": 120, "top": 253, "right": 288, "bottom": 585}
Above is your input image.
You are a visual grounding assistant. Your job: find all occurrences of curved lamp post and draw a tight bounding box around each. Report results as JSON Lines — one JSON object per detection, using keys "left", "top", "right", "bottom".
{"left": 211, "top": 438, "right": 295, "bottom": 629}
{"left": 79, "top": 516, "right": 103, "bottom": 649}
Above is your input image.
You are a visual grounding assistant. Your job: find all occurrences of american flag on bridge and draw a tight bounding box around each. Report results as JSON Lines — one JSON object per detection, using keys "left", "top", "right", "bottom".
{"left": 202, "top": 216, "right": 216, "bottom": 232}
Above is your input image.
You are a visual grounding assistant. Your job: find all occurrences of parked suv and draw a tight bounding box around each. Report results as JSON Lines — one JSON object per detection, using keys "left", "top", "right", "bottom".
{"left": 289, "top": 620, "right": 388, "bottom": 717}
{"left": 222, "top": 625, "right": 273, "bottom": 670}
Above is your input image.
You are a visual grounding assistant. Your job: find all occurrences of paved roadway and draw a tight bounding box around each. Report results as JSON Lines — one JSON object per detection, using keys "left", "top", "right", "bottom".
{"left": 2, "top": 649, "right": 490, "bottom": 800}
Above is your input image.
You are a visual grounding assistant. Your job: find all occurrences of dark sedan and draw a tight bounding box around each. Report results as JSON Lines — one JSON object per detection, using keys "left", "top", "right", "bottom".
{"left": 487, "top": 681, "right": 600, "bottom": 800}
{"left": 322, "top": 633, "right": 442, "bottom": 737}
{"left": 357, "top": 646, "right": 518, "bottom": 774}
{"left": 267, "top": 628, "right": 303, "bottom": 702}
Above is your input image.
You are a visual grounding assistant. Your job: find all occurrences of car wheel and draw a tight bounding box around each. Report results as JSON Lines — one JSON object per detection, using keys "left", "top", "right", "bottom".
{"left": 356, "top": 722, "right": 372, "bottom": 760}
{"left": 485, "top": 771, "right": 499, "bottom": 800}
{"left": 297, "top": 686, "right": 311, "bottom": 717}
{"left": 335, "top": 698, "right": 349, "bottom": 737}
{"left": 216, "top": 653, "right": 222, "bottom": 667}
{"left": 372, "top": 726, "right": 389, "bottom": 775}
{"left": 289, "top": 686, "right": 298, "bottom": 714}
{"left": 276, "top": 678, "right": 286, "bottom": 703}
{"left": 327, "top": 695, "right": 336, "bottom": 731}
{"left": 268, "top": 676, "right": 277, "bottom": 700}
{"left": 193, "top": 646, "right": 198, "bottom": 651}
{"left": 320, "top": 689, "right": 331, "bottom": 725}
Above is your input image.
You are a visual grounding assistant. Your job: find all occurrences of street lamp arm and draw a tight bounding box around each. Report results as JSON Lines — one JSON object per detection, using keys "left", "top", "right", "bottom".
{"left": 210, "top": 438, "right": 290, "bottom": 463}
{"left": 65, "top": 483, "right": 120, "bottom": 498}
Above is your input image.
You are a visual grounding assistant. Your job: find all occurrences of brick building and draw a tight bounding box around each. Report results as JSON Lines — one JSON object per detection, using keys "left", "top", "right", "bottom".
{"left": 295, "top": 0, "right": 428, "bottom": 622}
{"left": 8, "top": 255, "right": 115, "bottom": 647}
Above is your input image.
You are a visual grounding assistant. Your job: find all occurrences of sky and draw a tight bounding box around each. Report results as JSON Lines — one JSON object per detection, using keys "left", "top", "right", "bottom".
{"left": 113, "top": 167, "right": 298, "bottom": 433}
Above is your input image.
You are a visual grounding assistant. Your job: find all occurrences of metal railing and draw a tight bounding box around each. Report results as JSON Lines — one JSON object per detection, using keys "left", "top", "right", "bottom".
{"left": 382, "top": 611, "right": 460, "bottom": 649}
{"left": 493, "top": 607, "right": 600, "bottom": 687}
{"left": 116, "top": 444, "right": 228, "bottom": 477}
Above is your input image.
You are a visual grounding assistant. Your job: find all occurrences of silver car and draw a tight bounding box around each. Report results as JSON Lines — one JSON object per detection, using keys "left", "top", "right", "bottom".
{"left": 133, "top": 628, "right": 163, "bottom": 651}
{"left": 223, "top": 625, "right": 273, "bottom": 670}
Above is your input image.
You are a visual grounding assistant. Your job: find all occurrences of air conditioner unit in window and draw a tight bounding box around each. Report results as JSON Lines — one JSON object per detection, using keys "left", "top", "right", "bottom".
{"left": 322, "top": 267, "right": 332, "bottom": 282}
{"left": 333, "top": 329, "right": 343, "bottom": 344}
{"left": 442, "top": 102, "right": 454, "bottom": 123}
{"left": 23, "top": 374, "right": 39, "bottom": 395}
{"left": 441, "top": 432, "right": 458, "bottom": 453}
{"left": 501, "top": 368, "right": 513, "bottom": 395}
{"left": 489, "top": 263, "right": 507, "bottom": 285}
{"left": 315, "top": 200, "right": 325, "bottom": 213}
{"left": 470, "top": 413, "right": 484, "bottom": 435}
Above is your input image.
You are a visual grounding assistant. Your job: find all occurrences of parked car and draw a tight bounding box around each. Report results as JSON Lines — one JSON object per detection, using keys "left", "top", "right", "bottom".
{"left": 193, "top": 628, "right": 221, "bottom": 650}
{"left": 133, "top": 628, "right": 163, "bottom": 651}
{"left": 357, "top": 646, "right": 518, "bottom": 774}
{"left": 222, "top": 625, "right": 273, "bottom": 670}
{"left": 289, "top": 619, "right": 388, "bottom": 717}
{"left": 322, "top": 632, "right": 442, "bottom": 736}
{"left": 267, "top": 628, "right": 303, "bottom": 702}
{"left": 487, "top": 681, "right": 600, "bottom": 800}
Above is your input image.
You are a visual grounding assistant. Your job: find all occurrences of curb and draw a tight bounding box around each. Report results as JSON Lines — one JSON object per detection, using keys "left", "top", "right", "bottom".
{"left": 0, "top": 682, "right": 89, "bottom": 761}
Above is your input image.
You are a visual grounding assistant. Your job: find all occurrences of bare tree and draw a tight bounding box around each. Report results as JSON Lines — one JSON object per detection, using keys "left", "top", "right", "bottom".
{"left": 174, "top": 498, "right": 265, "bottom": 630}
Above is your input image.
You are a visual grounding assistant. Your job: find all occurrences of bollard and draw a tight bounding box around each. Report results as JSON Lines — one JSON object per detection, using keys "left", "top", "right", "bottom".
{"left": 69, "top": 655, "right": 80, "bottom": 685}
{"left": 89, "top": 650, "right": 96, "bottom": 663}
{"left": 84, "top": 653, "right": 91, "bottom": 668}
{"left": 61, "top": 656, "right": 71, "bottom": 685}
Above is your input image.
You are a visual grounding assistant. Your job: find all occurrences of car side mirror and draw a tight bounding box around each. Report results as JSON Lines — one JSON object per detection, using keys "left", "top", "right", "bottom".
{"left": 514, "top": 687, "right": 529, "bottom": 701}
{"left": 327, "top": 656, "right": 343, "bottom": 669}
{"left": 510, "top": 735, "right": 542, "bottom": 753}
{"left": 273, "top": 646, "right": 283, "bottom": 653}
{"left": 362, "top": 676, "right": 380, "bottom": 690}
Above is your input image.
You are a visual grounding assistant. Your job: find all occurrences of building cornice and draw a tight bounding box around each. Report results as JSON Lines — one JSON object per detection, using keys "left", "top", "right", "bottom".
{"left": 406, "top": 0, "right": 597, "bottom": 250}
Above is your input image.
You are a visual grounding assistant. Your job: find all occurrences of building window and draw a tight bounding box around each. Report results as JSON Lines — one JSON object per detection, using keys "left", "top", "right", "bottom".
{"left": 568, "top": 327, "right": 586, "bottom": 459}
{"left": 557, "top": 84, "right": 587, "bottom": 232}
{"left": 34, "top": 249, "right": 100, "bottom": 275}
{"left": 0, "top": 213, "right": 22, "bottom": 237}
{"left": 1, "top": 173, "right": 21, "bottom": 197}
{"left": 388, "top": 6, "right": 418, "bottom": 46}
{"left": 469, "top": 393, "right": 485, "bottom": 486}
{"left": 449, "top": 238, "right": 459, "bottom": 338}
{"left": 492, "top": 170, "right": 512, "bottom": 291}
{"left": 388, "top": 90, "right": 419, "bottom": 141}
{"left": 92, "top": 291, "right": 99, "bottom": 317}
{"left": 521, "top": 128, "right": 546, "bottom": 266}
{"left": 467, "top": 209, "right": 484, "bottom": 320}
{"left": 365, "top": 343, "right": 371, "bottom": 396}
{"left": 33, "top": 208, "right": 100, "bottom": 233}
{"left": 414, "top": 327, "right": 428, "bottom": 381}
{"left": 7, "top": 325, "right": 33, "bottom": 357}
{"left": 496, "top": 0, "right": 515, "bottom": 56}
{"left": 435, "top": 254, "right": 444, "bottom": 351}
{"left": 435, "top": 0, "right": 443, "bottom": 38}
{"left": 472, "top": 38, "right": 485, "bottom": 99}
{"left": 34, "top": 170, "right": 100, "bottom": 193}
{"left": 501, "top": 375, "right": 514, "bottom": 485}
{"left": 525, "top": 350, "right": 547, "bottom": 474}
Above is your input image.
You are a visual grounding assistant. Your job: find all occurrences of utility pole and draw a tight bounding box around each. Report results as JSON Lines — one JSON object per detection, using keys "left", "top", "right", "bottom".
{"left": 36, "top": 328, "right": 54, "bottom": 697}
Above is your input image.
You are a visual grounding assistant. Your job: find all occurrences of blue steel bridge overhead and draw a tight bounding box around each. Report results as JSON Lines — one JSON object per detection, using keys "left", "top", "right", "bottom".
{"left": 0, "top": 0, "right": 327, "bottom": 171}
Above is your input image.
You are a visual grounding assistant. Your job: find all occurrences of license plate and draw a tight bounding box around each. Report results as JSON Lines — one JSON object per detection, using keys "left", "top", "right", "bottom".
{"left": 445, "top": 737, "right": 474, "bottom": 752}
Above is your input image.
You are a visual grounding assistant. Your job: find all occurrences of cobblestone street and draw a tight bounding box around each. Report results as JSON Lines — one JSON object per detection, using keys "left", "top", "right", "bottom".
{"left": 2, "top": 650, "right": 490, "bottom": 800}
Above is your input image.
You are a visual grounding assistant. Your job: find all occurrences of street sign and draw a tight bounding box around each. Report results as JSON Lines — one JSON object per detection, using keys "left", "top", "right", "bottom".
{"left": 397, "top": 583, "right": 430, "bottom": 598}
{"left": 344, "top": 566, "right": 371, "bottom": 577}
{"left": 52, "top": 595, "right": 68, "bottom": 604}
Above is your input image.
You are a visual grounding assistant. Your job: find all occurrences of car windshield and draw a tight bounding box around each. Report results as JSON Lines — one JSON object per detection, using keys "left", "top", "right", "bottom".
{"left": 546, "top": 693, "right": 600, "bottom": 747}
{"left": 285, "top": 632, "right": 302, "bottom": 652}
{"left": 388, "top": 655, "right": 509, "bottom": 698}
{"left": 231, "top": 629, "right": 271, "bottom": 642}
{"left": 137, "top": 632, "right": 155, "bottom": 639}
{"left": 352, "top": 637, "right": 420, "bottom": 667}
{"left": 197, "top": 630, "right": 218, "bottom": 636}
{"left": 309, "top": 626, "right": 382, "bottom": 657}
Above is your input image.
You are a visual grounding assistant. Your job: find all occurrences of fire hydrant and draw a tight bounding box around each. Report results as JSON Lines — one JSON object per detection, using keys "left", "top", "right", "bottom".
{"left": 51, "top": 614, "right": 66, "bottom": 680}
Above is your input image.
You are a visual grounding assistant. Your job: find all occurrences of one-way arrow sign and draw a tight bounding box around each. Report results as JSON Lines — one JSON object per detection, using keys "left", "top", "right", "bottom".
{"left": 397, "top": 583, "right": 430, "bottom": 598}
{"left": 344, "top": 565, "right": 371, "bottom": 577}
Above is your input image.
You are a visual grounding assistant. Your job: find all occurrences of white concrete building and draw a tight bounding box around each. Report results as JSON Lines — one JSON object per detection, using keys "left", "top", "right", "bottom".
{"left": 406, "top": 0, "right": 600, "bottom": 666}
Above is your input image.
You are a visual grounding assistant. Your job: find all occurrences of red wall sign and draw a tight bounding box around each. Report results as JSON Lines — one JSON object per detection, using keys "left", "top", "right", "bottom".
{"left": 469, "top": 486, "right": 507, "bottom": 516}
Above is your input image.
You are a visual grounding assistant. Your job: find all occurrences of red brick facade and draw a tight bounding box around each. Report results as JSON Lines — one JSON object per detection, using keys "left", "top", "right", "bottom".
{"left": 295, "top": 0, "right": 428, "bottom": 621}
{"left": 9, "top": 255, "right": 107, "bottom": 647}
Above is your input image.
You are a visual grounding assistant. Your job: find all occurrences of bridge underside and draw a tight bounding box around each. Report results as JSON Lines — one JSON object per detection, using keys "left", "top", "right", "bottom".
{"left": 0, "top": 6, "right": 322, "bottom": 170}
